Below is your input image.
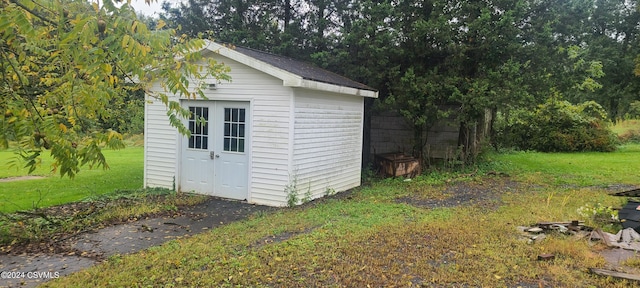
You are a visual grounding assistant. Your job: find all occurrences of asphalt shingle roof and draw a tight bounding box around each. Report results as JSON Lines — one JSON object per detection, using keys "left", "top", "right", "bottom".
{"left": 232, "top": 46, "right": 376, "bottom": 92}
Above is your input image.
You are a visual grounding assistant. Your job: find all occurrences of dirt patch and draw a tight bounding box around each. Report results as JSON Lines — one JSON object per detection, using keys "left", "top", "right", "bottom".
{"left": 0, "top": 176, "right": 46, "bottom": 182}
{"left": 396, "top": 177, "right": 522, "bottom": 209}
{"left": 0, "top": 197, "right": 273, "bottom": 288}
{"left": 250, "top": 226, "right": 318, "bottom": 249}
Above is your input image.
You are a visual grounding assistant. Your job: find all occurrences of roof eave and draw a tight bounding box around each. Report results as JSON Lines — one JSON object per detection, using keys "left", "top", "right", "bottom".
{"left": 284, "top": 79, "right": 378, "bottom": 98}
{"left": 204, "top": 41, "right": 303, "bottom": 85}
{"left": 204, "top": 41, "right": 378, "bottom": 98}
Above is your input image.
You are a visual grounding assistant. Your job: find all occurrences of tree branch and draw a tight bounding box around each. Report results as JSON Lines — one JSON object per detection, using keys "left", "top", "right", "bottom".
{"left": 9, "top": 0, "right": 57, "bottom": 26}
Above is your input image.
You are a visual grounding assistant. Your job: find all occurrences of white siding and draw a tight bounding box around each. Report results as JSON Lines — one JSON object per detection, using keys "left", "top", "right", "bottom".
{"left": 145, "top": 52, "right": 368, "bottom": 206}
{"left": 292, "top": 90, "right": 363, "bottom": 201}
{"left": 144, "top": 82, "right": 179, "bottom": 189}
{"left": 185, "top": 56, "right": 292, "bottom": 206}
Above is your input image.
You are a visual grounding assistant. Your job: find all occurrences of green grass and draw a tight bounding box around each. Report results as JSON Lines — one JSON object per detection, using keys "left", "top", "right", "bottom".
{"left": 490, "top": 144, "right": 640, "bottom": 186}
{"left": 0, "top": 147, "right": 143, "bottom": 213}
{"left": 44, "top": 143, "right": 640, "bottom": 287}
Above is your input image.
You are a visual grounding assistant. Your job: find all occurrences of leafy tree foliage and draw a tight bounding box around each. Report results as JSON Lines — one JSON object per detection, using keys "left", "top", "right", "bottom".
{"left": 161, "top": 0, "right": 640, "bottom": 156}
{"left": 97, "top": 88, "right": 145, "bottom": 134}
{"left": 0, "top": 0, "right": 230, "bottom": 177}
{"left": 496, "top": 99, "right": 618, "bottom": 152}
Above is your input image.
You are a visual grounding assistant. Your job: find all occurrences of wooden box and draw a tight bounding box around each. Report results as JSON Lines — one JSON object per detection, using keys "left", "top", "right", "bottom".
{"left": 375, "top": 153, "right": 421, "bottom": 178}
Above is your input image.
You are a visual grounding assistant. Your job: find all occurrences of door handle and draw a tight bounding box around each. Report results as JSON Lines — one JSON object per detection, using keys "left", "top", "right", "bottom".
{"left": 215, "top": 154, "right": 220, "bottom": 158}
{"left": 210, "top": 151, "right": 215, "bottom": 159}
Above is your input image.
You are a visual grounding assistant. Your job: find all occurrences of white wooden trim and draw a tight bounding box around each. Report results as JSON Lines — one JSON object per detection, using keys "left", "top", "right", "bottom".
{"left": 294, "top": 79, "right": 378, "bottom": 98}
{"left": 204, "top": 42, "right": 302, "bottom": 87}
{"left": 203, "top": 41, "right": 378, "bottom": 98}
{"left": 246, "top": 99, "right": 255, "bottom": 204}
{"left": 143, "top": 99, "right": 149, "bottom": 188}
{"left": 288, "top": 89, "right": 296, "bottom": 184}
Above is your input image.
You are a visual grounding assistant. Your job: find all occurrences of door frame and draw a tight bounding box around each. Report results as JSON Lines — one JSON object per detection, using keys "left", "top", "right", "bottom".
{"left": 176, "top": 99, "right": 252, "bottom": 202}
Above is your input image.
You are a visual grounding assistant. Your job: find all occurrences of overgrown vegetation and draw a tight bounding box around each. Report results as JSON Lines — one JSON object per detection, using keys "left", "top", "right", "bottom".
{"left": 0, "top": 188, "right": 207, "bottom": 248}
{"left": 613, "top": 119, "right": 640, "bottom": 143}
{"left": 495, "top": 99, "right": 618, "bottom": 152}
{"left": 42, "top": 144, "right": 640, "bottom": 287}
{"left": 97, "top": 89, "right": 145, "bottom": 135}
{"left": 284, "top": 172, "right": 312, "bottom": 207}
{"left": 577, "top": 202, "right": 620, "bottom": 232}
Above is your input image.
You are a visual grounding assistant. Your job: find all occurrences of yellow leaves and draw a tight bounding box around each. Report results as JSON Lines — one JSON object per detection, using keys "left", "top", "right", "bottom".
{"left": 101, "top": 63, "right": 112, "bottom": 75}
{"left": 156, "top": 19, "right": 166, "bottom": 30}
{"left": 108, "top": 75, "right": 118, "bottom": 86}
{"left": 49, "top": 49, "right": 61, "bottom": 59}
{"left": 141, "top": 45, "right": 150, "bottom": 57}
{"left": 121, "top": 34, "right": 151, "bottom": 56}
{"left": 59, "top": 123, "right": 68, "bottom": 133}
{"left": 10, "top": 108, "right": 31, "bottom": 120}
{"left": 131, "top": 20, "right": 138, "bottom": 33}
{"left": 122, "top": 34, "right": 132, "bottom": 51}
{"left": 106, "top": 130, "right": 123, "bottom": 142}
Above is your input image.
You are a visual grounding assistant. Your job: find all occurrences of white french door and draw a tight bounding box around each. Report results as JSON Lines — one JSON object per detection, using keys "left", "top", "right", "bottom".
{"left": 180, "top": 101, "right": 249, "bottom": 200}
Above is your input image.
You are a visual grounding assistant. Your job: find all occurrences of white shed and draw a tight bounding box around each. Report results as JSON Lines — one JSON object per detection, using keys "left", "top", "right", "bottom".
{"left": 144, "top": 41, "right": 378, "bottom": 206}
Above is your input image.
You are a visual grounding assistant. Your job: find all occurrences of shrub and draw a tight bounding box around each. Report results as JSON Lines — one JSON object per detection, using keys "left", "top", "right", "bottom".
{"left": 613, "top": 119, "right": 640, "bottom": 143}
{"left": 625, "top": 100, "right": 640, "bottom": 119}
{"left": 496, "top": 100, "right": 618, "bottom": 152}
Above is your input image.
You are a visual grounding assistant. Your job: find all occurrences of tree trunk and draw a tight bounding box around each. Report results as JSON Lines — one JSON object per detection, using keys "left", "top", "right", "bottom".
{"left": 283, "top": 0, "right": 291, "bottom": 32}
{"left": 489, "top": 107, "right": 498, "bottom": 149}
{"left": 458, "top": 121, "right": 471, "bottom": 165}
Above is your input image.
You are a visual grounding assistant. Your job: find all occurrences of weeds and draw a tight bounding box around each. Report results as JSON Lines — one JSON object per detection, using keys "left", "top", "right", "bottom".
{"left": 284, "top": 174, "right": 300, "bottom": 208}
{"left": 576, "top": 202, "right": 620, "bottom": 231}
{"left": 285, "top": 172, "right": 313, "bottom": 207}
{"left": 324, "top": 187, "right": 336, "bottom": 197}
{"left": 301, "top": 184, "right": 312, "bottom": 204}
{"left": 621, "top": 254, "right": 640, "bottom": 268}
{"left": 0, "top": 188, "right": 206, "bottom": 247}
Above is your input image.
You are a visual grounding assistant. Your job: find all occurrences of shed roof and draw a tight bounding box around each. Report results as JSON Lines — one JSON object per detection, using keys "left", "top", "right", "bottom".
{"left": 202, "top": 41, "right": 378, "bottom": 98}
{"left": 232, "top": 46, "right": 375, "bottom": 91}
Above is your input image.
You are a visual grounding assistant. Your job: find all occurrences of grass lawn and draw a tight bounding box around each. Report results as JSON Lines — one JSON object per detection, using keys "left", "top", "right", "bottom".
{"left": 43, "top": 143, "right": 640, "bottom": 287}
{"left": 491, "top": 144, "right": 640, "bottom": 186}
{"left": 0, "top": 147, "right": 143, "bottom": 213}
